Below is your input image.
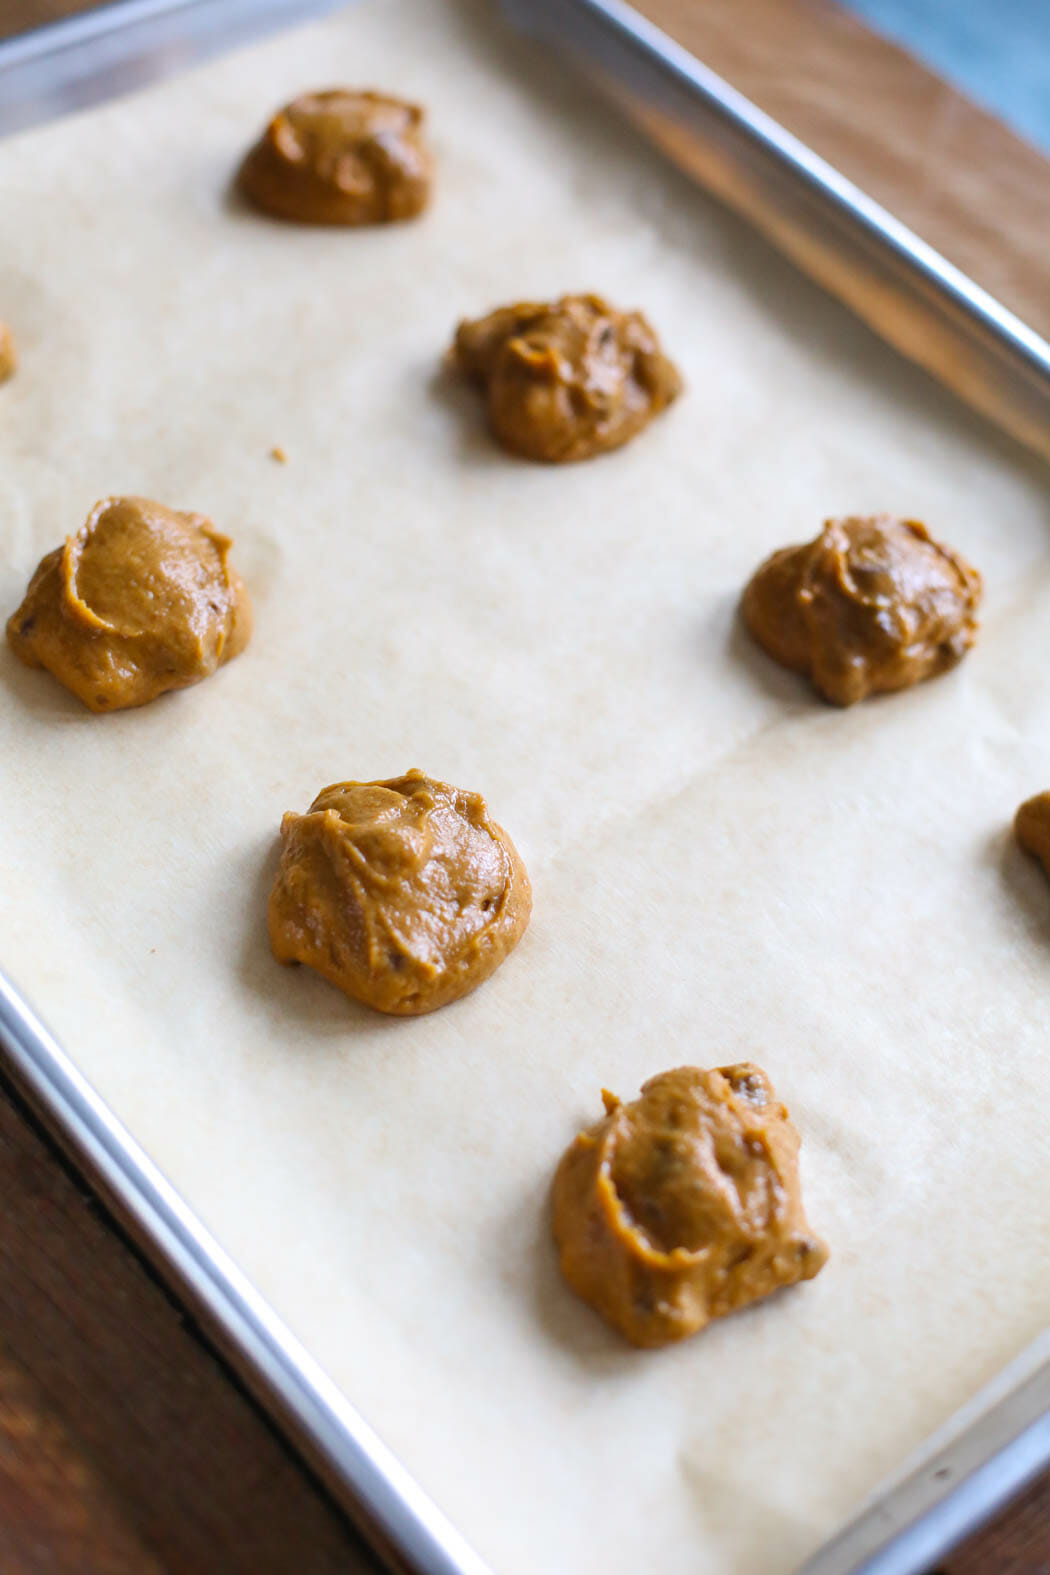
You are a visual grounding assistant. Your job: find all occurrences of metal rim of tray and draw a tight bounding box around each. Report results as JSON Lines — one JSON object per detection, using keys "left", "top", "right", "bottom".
{"left": 1, "top": 3, "right": 1049, "bottom": 1574}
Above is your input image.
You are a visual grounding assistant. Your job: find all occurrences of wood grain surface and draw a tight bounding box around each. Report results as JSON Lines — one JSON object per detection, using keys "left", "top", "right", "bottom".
{"left": 0, "top": 0, "right": 107, "bottom": 33}
{"left": 637, "top": 0, "right": 1050, "bottom": 342}
{"left": 1, "top": 1, "right": 1048, "bottom": 1572}
{"left": 0, "top": 1076, "right": 381, "bottom": 1573}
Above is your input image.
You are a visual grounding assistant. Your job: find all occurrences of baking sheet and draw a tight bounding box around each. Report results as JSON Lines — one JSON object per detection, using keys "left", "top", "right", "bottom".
{"left": 1, "top": 2, "right": 1049, "bottom": 1572}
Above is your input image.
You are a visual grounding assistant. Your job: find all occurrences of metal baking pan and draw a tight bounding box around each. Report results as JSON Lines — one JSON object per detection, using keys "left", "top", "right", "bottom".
{"left": 1, "top": 4, "right": 1049, "bottom": 1574}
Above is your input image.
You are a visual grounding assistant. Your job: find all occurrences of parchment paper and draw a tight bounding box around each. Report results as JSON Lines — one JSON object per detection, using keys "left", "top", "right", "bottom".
{"left": 1, "top": 4, "right": 1049, "bottom": 1571}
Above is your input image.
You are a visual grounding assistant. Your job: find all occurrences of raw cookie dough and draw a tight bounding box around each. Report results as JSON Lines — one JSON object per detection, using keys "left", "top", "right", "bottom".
{"left": 268, "top": 769, "right": 531, "bottom": 1015}
{"left": 552, "top": 1064, "right": 828, "bottom": 1348}
{"left": 1014, "top": 792, "right": 1050, "bottom": 879}
{"left": 6, "top": 496, "right": 252, "bottom": 713}
{"left": 450, "top": 293, "right": 682, "bottom": 462}
{"left": 0, "top": 321, "right": 16, "bottom": 383}
{"left": 742, "top": 514, "right": 981, "bottom": 706}
{"left": 238, "top": 88, "right": 432, "bottom": 225}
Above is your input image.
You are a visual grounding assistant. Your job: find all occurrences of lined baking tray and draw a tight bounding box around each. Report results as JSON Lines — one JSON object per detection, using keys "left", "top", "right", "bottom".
{"left": 1, "top": 3, "right": 1049, "bottom": 1574}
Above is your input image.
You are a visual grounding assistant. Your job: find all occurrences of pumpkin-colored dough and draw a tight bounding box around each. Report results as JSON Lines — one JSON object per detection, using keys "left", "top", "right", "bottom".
{"left": 0, "top": 321, "right": 16, "bottom": 383}
{"left": 238, "top": 88, "right": 432, "bottom": 225}
{"left": 268, "top": 770, "right": 531, "bottom": 1016}
{"left": 742, "top": 514, "right": 981, "bottom": 706}
{"left": 1015, "top": 792, "right": 1050, "bottom": 879}
{"left": 552, "top": 1064, "right": 828, "bottom": 1348}
{"left": 450, "top": 293, "right": 682, "bottom": 462}
{"left": 6, "top": 496, "right": 252, "bottom": 713}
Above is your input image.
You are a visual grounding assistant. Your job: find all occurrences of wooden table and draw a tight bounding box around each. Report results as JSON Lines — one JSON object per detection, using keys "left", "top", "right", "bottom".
{"left": 1, "top": 1, "right": 1049, "bottom": 1571}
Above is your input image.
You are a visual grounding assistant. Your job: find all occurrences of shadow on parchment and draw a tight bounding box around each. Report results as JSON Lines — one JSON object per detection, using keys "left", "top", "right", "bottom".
{"left": 1, "top": 639, "right": 116, "bottom": 724}
{"left": 720, "top": 594, "right": 977, "bottom": 718}
{"left": 722, "top": 593, "right": 816, "bottom": 710}
{"left": 221, "top": 171, "right": 257, "bottom": 222}
{"left": 495, "top": 1152, "right": 818, "bottom": 1382}
{"left": 234, "top": 829, "right": 406, "bottom": 1046}
{"left": 424, "top": 357, "right": 527, "bottom": 472}
{"left": 986, "top": 823, "right": 1050, "bottom": 948}
{"left": 492, "top": 1172, "right": 640, "bottom": 1375}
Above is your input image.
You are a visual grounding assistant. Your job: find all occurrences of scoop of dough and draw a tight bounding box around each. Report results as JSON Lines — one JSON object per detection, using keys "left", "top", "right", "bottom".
{"left": 238, "top": 88, "right": 432, "bottom": 225}
{"left": 741, "top": 514, "right": 981, "bottom": 706}
{"left": 0, "top": 321, "right": 16, "bottom": 383}
{"left": 269, "top": 770, "right": 531, "bottom": 1015}
{"left": 6, "top": 496, "right": 252, "bottom": 713}
{"left": 1015, "top": 792, "right": 1050, "bottom": 879}
{"left": 552, "top": 1064, "right": 828, "bottom": 1348}
{"left": 451, "top": 293, "right": 682, "bottom": 462}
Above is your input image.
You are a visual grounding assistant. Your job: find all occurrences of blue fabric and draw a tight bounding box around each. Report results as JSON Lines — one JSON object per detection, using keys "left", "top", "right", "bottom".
{"left": 842, "top": 0, "right": 1050, "bottom": 152}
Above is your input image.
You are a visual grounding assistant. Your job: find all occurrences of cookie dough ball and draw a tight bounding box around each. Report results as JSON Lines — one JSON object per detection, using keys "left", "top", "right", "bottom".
{"left": 6, "top": 496, "right": 252, "bottom": 713}
{"left": 0, "top": 321, "right": 16, "bottom": 383}
{"left": 742, "top": 515, "right": 981, "bottom": 707}
{"left": 269, "top": 770, "right": 531, "bottom": 1015}
{"left": 450, "top": 293, "right": 682, "bottom": 462}
{"left": 552, "top": 1064, "right": 828, "bottom": 1348}
{"left": 238, "top": 89, "right": 432, "bottom": 225}
{"left": 1015, "top": 792, "right": 1050, "bottom": 879}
